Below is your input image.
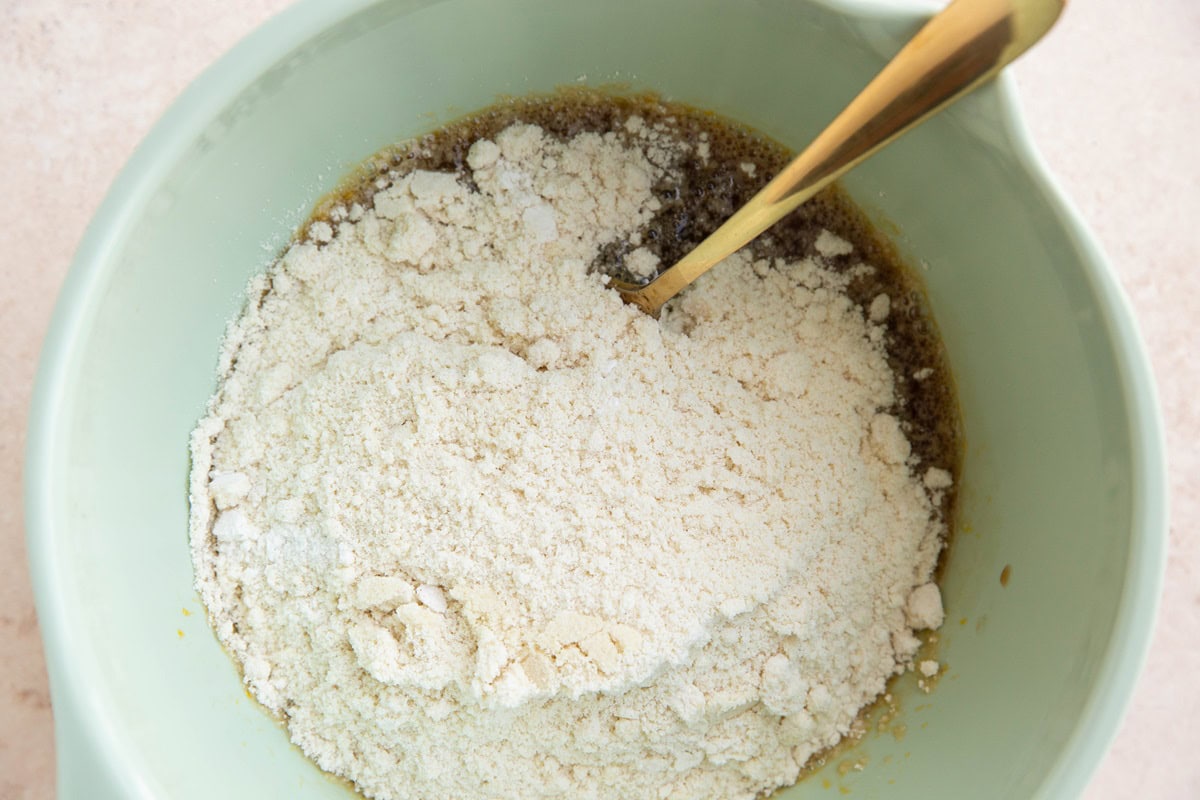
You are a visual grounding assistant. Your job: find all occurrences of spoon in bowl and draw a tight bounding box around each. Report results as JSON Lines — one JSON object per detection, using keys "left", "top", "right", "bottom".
{"left": 612, "top": 0, "right": 1067, "bottom": 317}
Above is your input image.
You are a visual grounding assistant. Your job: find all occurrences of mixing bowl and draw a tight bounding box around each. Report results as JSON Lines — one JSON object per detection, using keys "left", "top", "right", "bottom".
{"left": 25, "top": 0, "right": 1166, "bottom": 797}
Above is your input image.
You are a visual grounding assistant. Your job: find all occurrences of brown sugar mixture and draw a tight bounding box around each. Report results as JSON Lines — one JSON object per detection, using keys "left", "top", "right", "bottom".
{"left": 190, "top": 89, "right": 961, "bottom": 800}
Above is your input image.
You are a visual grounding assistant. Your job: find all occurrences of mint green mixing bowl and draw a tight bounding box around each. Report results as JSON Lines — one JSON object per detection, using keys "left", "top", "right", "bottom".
{"left": 25, "top": 0, "right": 1166, "bottom": 797}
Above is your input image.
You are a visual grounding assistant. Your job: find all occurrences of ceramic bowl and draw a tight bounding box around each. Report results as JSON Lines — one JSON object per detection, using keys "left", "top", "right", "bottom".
{"left": 26, "top": 0, "right": 1166, "bottom": 797}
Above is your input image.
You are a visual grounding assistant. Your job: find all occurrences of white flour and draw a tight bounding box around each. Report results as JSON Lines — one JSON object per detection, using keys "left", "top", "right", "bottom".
{"left": 190, "top": 118, "right": 948, "bottom": 800}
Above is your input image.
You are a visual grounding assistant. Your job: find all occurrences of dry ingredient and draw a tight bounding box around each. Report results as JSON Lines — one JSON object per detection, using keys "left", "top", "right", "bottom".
{"left": 190, "top": 98, "right": 952, "bottom": 800}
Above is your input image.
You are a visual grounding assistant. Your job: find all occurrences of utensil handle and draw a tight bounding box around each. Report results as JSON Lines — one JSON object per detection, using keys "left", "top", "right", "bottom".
{"left": 620, "top": 0, "right": 1066, "bottom": 316}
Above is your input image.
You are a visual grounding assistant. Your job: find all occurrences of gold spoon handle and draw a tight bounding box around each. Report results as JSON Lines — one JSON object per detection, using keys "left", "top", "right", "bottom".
{"left": 617, "top": 0, "right": 1066, "bottom": 316}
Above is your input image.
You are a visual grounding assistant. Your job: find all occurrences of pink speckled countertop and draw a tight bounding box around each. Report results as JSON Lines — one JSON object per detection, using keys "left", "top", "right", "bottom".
{"left": 2, "top": 1, "right": 1196, "bottom": 798}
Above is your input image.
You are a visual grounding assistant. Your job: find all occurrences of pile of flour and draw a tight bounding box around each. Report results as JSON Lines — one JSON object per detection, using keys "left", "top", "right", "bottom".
{"left": 190, "top": 118, "right": 947, "bottom": 800}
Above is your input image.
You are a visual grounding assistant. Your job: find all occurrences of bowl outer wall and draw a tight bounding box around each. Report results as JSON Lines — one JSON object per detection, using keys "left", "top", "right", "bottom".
{"left": 24, "top": 0, "right": 1166, "bottom": 798}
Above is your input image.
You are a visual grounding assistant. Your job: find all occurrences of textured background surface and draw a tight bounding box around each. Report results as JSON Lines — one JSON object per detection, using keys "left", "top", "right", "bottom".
{"left": 1, "top": 0, "right": 1196, "bottom": 797}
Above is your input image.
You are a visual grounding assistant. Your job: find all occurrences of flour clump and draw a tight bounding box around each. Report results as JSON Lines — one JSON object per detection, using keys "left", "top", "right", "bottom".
{"left": 190, "top": 100, "right": 952, "bottom": 800}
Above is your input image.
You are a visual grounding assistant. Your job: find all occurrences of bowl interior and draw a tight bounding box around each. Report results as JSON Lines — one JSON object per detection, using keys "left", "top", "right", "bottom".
{"left": 28, "top": 0, "right": 1163, "bottom": 798}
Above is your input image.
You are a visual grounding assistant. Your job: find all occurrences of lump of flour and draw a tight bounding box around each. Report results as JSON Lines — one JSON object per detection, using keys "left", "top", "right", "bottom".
{"left": 190, "top": 117, "right": 948, "bottom": 800}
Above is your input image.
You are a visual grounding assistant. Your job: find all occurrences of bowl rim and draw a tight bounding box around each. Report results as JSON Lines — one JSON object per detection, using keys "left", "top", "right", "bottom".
{"left": 983, "top": 62, "right": 1168, "bottom": 800}
{"left": 24, "top": 0, "right": 1167, "bottom": 797}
